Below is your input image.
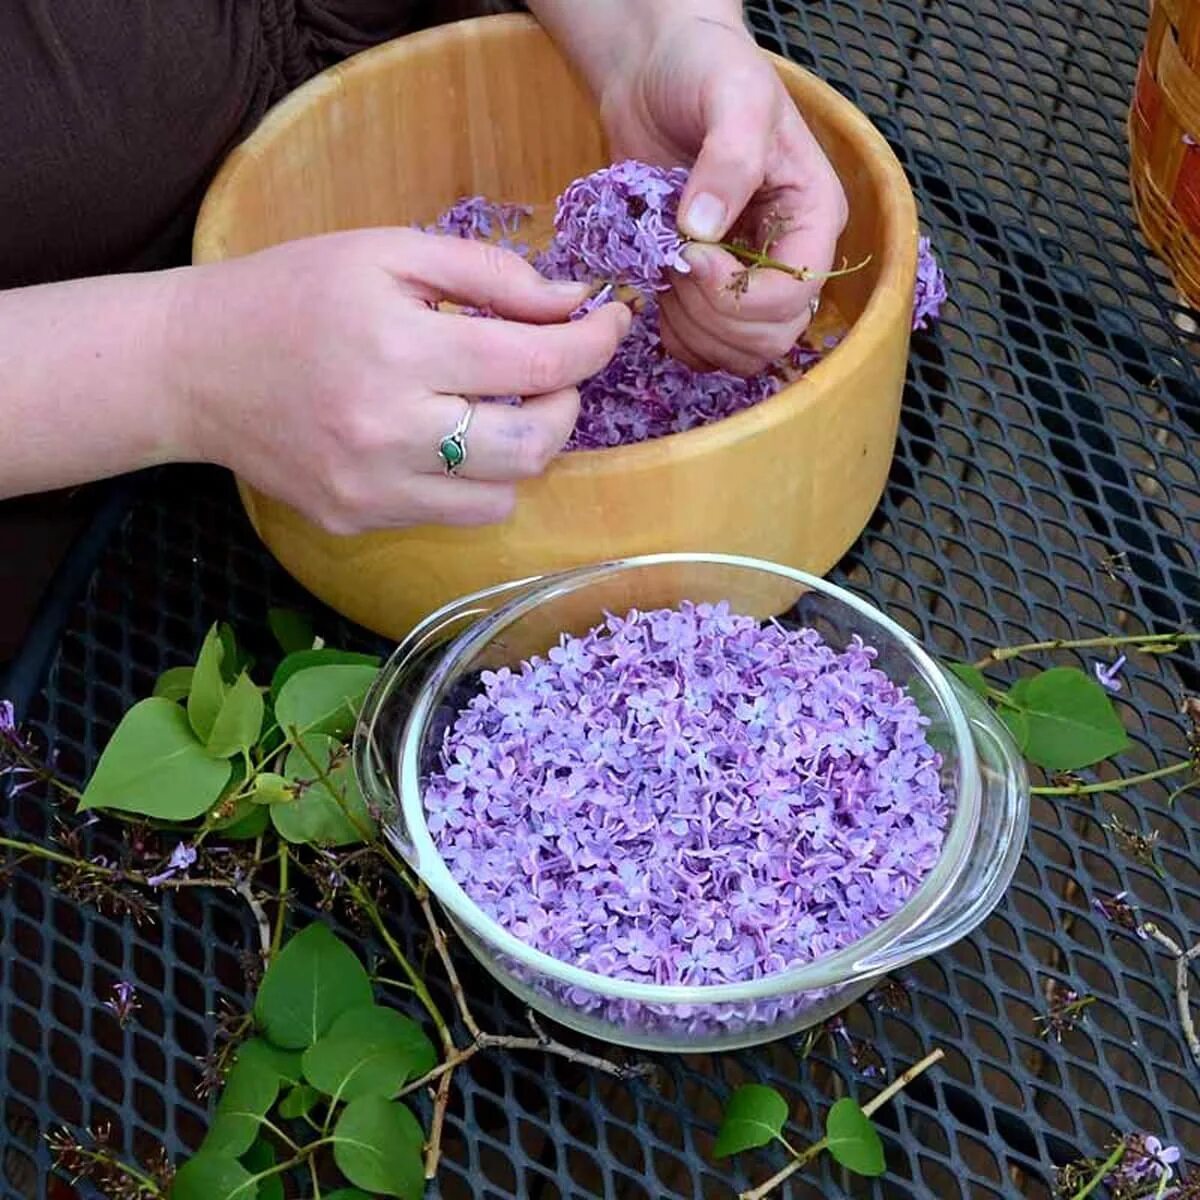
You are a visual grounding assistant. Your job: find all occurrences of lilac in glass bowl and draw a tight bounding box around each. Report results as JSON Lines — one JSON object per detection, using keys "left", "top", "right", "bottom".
{"left": 354, "top": 555, "right": 1029, "bottom": 1053}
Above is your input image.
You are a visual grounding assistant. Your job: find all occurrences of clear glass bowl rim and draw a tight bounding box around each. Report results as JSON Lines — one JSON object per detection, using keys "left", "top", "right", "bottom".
{"left": 386, "top": 552, "right": 985, "bottom": 1004}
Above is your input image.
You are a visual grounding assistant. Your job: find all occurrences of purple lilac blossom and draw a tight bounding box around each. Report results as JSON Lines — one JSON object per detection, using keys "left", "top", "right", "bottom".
{"left": 423, "top": 603, "right": 950, "bottom": 1034}
{"left": 0, "top": 700, "right": 38, "bottom": 796}
{"left": 147, "top": 842, "right": 197, "bottom": 888}
{"left": 1109, "top": 1134, "right": 1182, "bottom": 1191}
{"left": 913, "top": 237, "right": 947, "bottom": 331}
{"left": 1092, "top": 654, "right": 1127, "bottom": 693}
{"left": 538, "top": 161, "right": 691, "bottom": 292}
{"left": 103, "top": 981, "right": 140, "bottom": 1029}
{"left": 420, "top": 196, "right": 532, "bottom": 255}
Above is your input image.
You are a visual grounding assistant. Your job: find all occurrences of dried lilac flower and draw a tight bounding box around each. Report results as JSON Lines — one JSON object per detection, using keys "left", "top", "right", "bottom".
{"left": 913, "top": 237, "right": 947, "bottom": 331}
{"left": 541, "top": 161, "right": 691, "bottom": 292}
{"left": 103, "top": 981, "right": 140, "bottom": 1029}
{"left": 146, "top": 842, "right": 197, "bottom": 888}
{"left": 1036, "top": 981, "right": 1094, "bottom": 1042}
{"left": 1093, "top": 654, "right": 1127, "bottom": 693}
{"left": 0, "top": 700, "right": 39, "bottom": 796}
{"left": 1091, "top": 890, "right": 1147, "bottom": 938}
{"left": 423, "top": 604, "right": 949, "bottom": 1034}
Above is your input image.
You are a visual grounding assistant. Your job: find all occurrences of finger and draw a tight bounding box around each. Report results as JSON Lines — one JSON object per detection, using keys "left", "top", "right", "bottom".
{"left": 423, "top": 302, "right": 631, "bottom": 396}
{"left": 682, "top": 241, "right": 816, "bottom": 327}
{"left": 670, "top": 263, "right": 806, "bottom": 369}
{"left": 678, "top": 70, "right": 776, "bottom": 242}
{"left": 375, "top": 227, "right": 592, "bottom": 320}
{"left": 658, "top": 292, "right": 775, "bottom": 377}
{"left": 382, "top": 476, "right": 517, "bottom": 529}
{"left": 657, "top": 301, "right": 722, "bottom": 374}
{"left": 412, "top": 390, "right": 581, "bottom": 481}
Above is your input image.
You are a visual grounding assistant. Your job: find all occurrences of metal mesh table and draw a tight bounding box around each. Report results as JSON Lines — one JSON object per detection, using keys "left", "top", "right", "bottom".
{"left": 3, "top": 0, "right": 1199, "bottom": 1196}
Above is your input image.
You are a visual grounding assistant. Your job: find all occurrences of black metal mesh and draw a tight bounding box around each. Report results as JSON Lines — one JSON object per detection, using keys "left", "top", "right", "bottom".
{"left": 4, "top": 0, "right": 1200, "bottom": 1196}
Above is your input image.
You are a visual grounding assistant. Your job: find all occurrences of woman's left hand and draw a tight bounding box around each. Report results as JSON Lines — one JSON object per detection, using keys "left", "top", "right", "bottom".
{"left": 534, "top": 0, "right": 848, "bottom": 376}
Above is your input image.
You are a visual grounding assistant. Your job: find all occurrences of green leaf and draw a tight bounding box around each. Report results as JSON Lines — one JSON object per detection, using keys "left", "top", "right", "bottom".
{"left": 302, "top": 1004, "right": 437, "bottom": 1103}
{"left": 272, "top": 733, "right": 375, "bottom": 846}
{"left": 215, "top": 802, "right": 271, "bottom": 840}
{"left": 947, "top": 662, "right": 988, "bottom": 698}
{"left": 825, "top": 1097, "right": 886, "bottom": 1176}
{"left": 325, "top": 1192, "right": 373, "bottom": 1200}
{"left": 274, "top": 664, "right": 380, "bottom": 740}
{"left": 188, "top": 624, "right": 228, "bottom": 742}
{"left": 712, "top": 1084, "right": 789, "bottom": 1158}
{"left": 240, "top": 1141, "right": 282, "bottom": 1200}
{"left": 153, "top": 666, "right": 195, "bottom": 702}
{"left": 245, "top": 1039, "right": 304, "bottom": 1084}
{"left": 219, "top": 622, "right": 255, "bottom": 683}
{"left": 172, "top": 1153, "right": 257, "bottom": 1200}
{"left": 1007, "top": 666, "right": 1129, "bottom": 770}
{"left": 333, "top": 1098, "right": 425, "bottom": 1200}
{"left": 999, "top": 706, "right": 1030, "bottom": 752}
{"left": 269, "top": 608, "right": 316, "bottom": 656}
{"left": 78, "top": 698, "right": 232, "bottom": 819}
{"left": 255, "top": 924, "right": 373, "bottom": 1050}
{"left": 249, "top": 773, "right": 295, "bottom": 806}
{"left": 278, "top": 1083, "right": 323, "bottom": 1119}
{"left": 207, "top": 672, "right": 265, "bottom": 759}
{"left": 203, "top": 1041, "right": 286, "bottom": 1156}
{"left": 270, "top": 649, "right": 381, "bottom": 702}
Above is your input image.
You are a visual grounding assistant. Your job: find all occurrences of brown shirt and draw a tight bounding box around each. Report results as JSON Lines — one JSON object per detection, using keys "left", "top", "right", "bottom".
{"left": 0, "top": 0, "right": 511, "bottom": 289}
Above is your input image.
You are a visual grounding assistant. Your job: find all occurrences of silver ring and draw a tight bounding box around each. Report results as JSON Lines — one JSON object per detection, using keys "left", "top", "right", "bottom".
{"left": 437, "top": 401, "right": 475, "bottom": 477}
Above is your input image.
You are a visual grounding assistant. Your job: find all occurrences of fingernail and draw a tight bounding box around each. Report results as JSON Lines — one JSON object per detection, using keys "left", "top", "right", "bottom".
{"left": 682, "top": 243, "right": 717, "bottom": 280}
{"left": 683, "top": 193, "right": 727, "bottom": 241}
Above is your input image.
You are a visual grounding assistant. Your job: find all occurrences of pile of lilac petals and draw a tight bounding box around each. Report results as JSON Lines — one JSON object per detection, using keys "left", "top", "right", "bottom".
{"left": 537, "top": 161, "right": 691, "bottom": 293}
{"left": 913, "top": 236, "right": 948, "bottom": 330}
{"left": 423, "top": 603, "right": 950, "bottom": 1029}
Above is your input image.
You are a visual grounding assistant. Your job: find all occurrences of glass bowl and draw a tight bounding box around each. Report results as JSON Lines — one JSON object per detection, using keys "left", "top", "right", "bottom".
{"left": 354, "top": 554, "right": 1029, "bottom": 1053}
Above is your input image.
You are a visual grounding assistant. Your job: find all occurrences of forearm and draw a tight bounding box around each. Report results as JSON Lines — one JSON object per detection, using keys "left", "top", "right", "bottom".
{"left": 0, "top": 271, "right": 190, "bottom": 500}
{"left": 527, "top": 0, "right": 744, "bottom": 92}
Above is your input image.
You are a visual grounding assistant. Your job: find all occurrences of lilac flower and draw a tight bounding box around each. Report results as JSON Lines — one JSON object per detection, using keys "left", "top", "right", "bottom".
{"left": 103, "top": 981, "right": 140, "bottom": 1029}
{"left": 541, "top": 161, "right": 691, "bottom": 292}
{"left": 423, "top": 605, "right": 949, "bottom": 1035}
{"left": 1093, "top": 654, "right": 1127, "bottom": 693}
{"left": 146, "top": 842, "right": 197, "bottom": 888}
{"left": 0, "top": 700, "right": 39, "bottom": 796}
{"left": 1091, "top": 890, "right": 1147, "bottom": 938}
{"left": 420, "top": 195, "right": 532, "bottom": 253}
{"left": 913, "top": 237, "right": 947, "bottom": 331}
{"left": 1109, "top": 1133, "right": 1182, "bottom": 1192}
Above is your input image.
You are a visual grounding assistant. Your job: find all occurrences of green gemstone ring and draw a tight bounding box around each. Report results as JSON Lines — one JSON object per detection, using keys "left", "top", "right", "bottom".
{"left": 437, "top": 401, "right": 476, "bottom": 477}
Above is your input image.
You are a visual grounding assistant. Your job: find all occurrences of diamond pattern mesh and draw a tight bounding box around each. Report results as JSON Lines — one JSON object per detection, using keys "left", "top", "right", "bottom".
{"left": 3, "top": 0, "right": 1199, "bottom": 1196}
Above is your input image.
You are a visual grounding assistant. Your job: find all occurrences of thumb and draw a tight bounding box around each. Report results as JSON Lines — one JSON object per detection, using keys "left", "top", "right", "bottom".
{"left": 678, "top": 75, "right": 776, "bottom": 243}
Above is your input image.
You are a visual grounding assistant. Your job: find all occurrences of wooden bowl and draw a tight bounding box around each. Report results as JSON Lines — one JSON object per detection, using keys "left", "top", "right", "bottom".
{"left": 193, "top": 13, "right": 918, "bottom": 640}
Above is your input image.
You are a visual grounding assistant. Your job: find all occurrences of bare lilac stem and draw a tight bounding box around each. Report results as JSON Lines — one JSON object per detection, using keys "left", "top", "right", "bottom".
{"left": 1140, "top": 922, "right": 1200, "bottom": 1068}
{"left": 973, "top": 631, "right": 1198, "bottom": 669}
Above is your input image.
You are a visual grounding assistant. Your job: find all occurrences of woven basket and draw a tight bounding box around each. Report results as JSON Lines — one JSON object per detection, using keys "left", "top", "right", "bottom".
{"left": 1130, "top": 0, "right": 1200, "bottom": 305}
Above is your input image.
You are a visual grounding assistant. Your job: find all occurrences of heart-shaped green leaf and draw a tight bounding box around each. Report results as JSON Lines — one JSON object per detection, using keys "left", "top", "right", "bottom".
{"left": 712, "top": 1084, "right": 788, "bottom": 1158}
{"left": 272, "top": 733, "right": 374, "bottom": 846}
{"left": 188, "top": 624, "right": 228, "bottom": 743}
{"left": 255, "top": 924, "right": 373, "bottom": 1050}
{"left": 268, "top": 609, "right": 316, "bottom": 656}
{"left": 78, "top": 698, "right": 232, "bottom": 820}
{"left": 270, "top": 651, "right": 381, "bottom": 703}
{"left": 303, "top": 1004, "right": 437, "bottom": 1103}
{"left": 278, "top": 1083, "right": 323, "bottom": 1120}
{"left": 1007, "top": 666, "right": 1129, "bottom": 770}
{"left": 325, "top": 1191, "right": 374, "bottom": 1200}
{"left": 172, "top": 1153, "right": 257, "bottom": 1200}
{"left": 207, "top": 672, "right": 265, "bottom": 759}
{"left": 825, "top": 1097, "right": 885, "bottom": 1176}
{"left": 240, "top": 1140, "right": 283, "bottom": 1200}
{"left": 274, "top": 664, "right": 379, "bottom": 741}
{"left": 153, "top": 666, "right": 195, "bottom": 702}
{"left": 946, "top": 662, "right": 988, "bottom": 698}
{"left": 203, "top": 1041, "right": 286, "bottom": 1156}
{"left": 213, "top": 802, "right": 271, "bottom": 840}
{"left": 333, "top": 1098, "right": 425, "bottom": 1199}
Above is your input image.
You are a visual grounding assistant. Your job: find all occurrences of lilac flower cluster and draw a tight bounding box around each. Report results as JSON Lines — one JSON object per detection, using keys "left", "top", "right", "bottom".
{"left": 536, "top": 161, "right": 691, "bottom": 292}
{"left": 423, "top": 603, "right": 950, "bottom": 1034}
{"left": 1108, "top": 1134, "right": 1182, "bottom": 1196}
{"left": 913, "top": 237, "right": 947, "bottom": 330}
{"left": 567, "top": 300, "right": 782, "bottom": 449}
{"left": 420, "top": 195, "right": 532, "bottom": 255}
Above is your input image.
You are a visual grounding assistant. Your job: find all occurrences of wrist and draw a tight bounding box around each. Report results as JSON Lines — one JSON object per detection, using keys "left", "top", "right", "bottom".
{"left": 158, "top": 264, "right": 223, "bottom": 467}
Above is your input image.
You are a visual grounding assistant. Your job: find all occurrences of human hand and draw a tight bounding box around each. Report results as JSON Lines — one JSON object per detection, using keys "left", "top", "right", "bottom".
{"left": 170, "top": 229, "right": 630, "bottom": 533}
{"left": 595, "top": 4, "right": 848, "bottom": 375}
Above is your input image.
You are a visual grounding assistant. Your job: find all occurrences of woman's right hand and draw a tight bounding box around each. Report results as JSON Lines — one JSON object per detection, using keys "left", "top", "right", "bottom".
{"left": 170, "top": 228, "right": 630, "bottom": 534}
